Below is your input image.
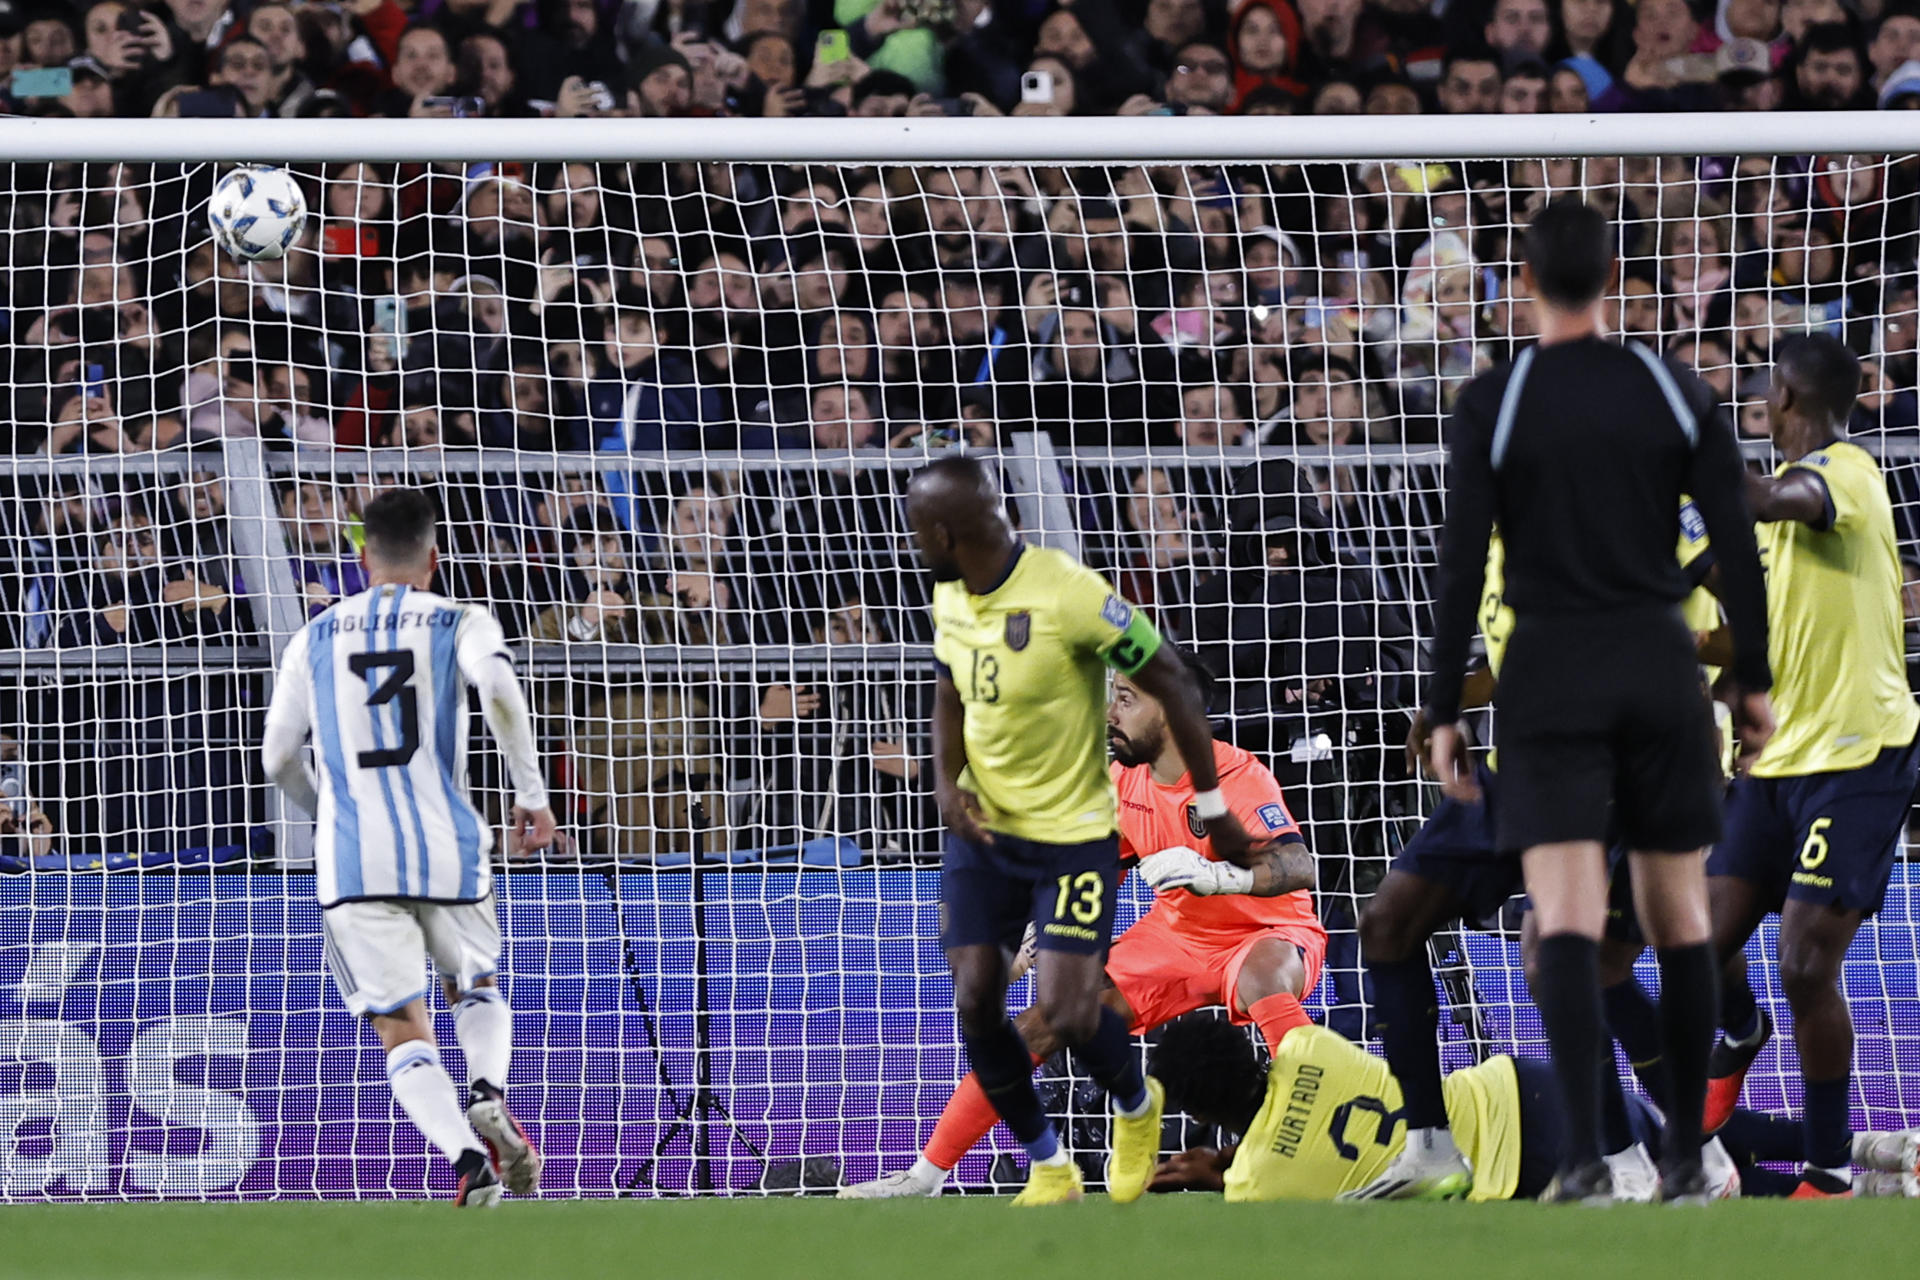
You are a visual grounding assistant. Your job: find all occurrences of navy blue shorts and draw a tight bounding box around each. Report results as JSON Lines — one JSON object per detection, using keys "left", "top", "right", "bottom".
{"left": 940, "top": 832, "right": 1122, "bottom": 957}
{"left": 1706, "top": 738, "right": 1920, "bottom": 918}
{"left": 1391, "top": 763, "right": 1523, "bottom": 925}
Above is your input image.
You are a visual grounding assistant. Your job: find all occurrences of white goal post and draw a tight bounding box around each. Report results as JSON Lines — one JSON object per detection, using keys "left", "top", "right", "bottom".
{"left": 0, "top": 114, "right": 1917, "bottom": 1200}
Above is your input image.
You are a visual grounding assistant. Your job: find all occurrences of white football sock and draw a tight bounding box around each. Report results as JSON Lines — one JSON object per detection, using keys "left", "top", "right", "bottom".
{"left": 454, "top": 986, "right": 513, "bottom": 1093}
{"left": 387, "top": 1041, "right": 483, "bottom": 1163}
{"left": 1408, "top": 1127, "right": 1463, "bottom": 1160}
{"left": 909, "top": 1156, "right": 948, "bottom": 1188}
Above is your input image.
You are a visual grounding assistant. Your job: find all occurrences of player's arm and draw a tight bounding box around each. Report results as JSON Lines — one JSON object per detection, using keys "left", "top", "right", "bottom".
{"left": 457, "top": 610, "right": 556, "bottom": 854}
{"left": 261, "top": 629, "right": 319, "bottom": 816}
{"left": 1745, "top": 465, "right": 1835, "bottom": 529}
{"left": 1137, "top": 775, "right": 1314, "bottom": 897}
{"left": 931, "top": 664, "right": 992, "bottom": 845}
{"left": 1425, "top": 392, "right": 1496, "bottom": 730}
{"left": 1149, "top": 1145, "right": 1235, "bottom": 1193}
{"left": 1683, "top": 376, "right": 1774, "bottom": 759}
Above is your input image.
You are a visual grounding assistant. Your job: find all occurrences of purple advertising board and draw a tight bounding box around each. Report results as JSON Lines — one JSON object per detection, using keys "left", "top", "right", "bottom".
{"left": 1, "top": 869, "right": 1916, "bottom": 1199}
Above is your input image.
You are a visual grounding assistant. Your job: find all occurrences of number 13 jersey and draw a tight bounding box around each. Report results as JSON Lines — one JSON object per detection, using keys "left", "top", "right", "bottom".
{"left": 268, "top": 583, "right": 508, "bottom": 906}
{"left": 931, "top": 544, "right": 1162, "bottom": 845}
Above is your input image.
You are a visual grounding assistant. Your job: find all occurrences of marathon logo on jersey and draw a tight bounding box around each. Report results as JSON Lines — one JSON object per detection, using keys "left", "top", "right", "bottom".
{"left": 1680, "top": 502, "right": 1707, "bottom": 544}
{"left": 1186, "top": 803, "right": 1207, "bottom": 839}
{"left": 1101, "top": 594, "right": 1133, "bottom": 630}
{"left": 1004, "top": 611, "right": 1031, "bottom": 651}
{"left": 1258, "top": 803, "right": 1290, "bottom": 832}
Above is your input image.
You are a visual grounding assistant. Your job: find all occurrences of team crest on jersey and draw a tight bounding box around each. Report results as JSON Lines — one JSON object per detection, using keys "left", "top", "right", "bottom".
{"left": 1102, "top": 594, "right": 1133, "bottom": 630}
{"left": 1005, "top": 611, "right": 1031, "bottom": 651}
{"left": 1185, "top": 803, "right": 1207, "bottom": 838}
{"left": 1258, "top": 803, "right": 1289, "bottom": 831}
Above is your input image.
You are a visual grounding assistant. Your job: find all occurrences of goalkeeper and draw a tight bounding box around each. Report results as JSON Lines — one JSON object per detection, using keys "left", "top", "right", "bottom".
{"left": 841, "top": 653, "right": 1323, "bottom": 1200}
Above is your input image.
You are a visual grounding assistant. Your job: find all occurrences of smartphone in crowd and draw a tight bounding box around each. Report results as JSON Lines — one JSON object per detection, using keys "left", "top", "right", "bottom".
{"left": 817, "top": 30, "right": 851, "bottom": 66}
{"left": 1020, "top": 70, "right": 1054, "bottom": 105}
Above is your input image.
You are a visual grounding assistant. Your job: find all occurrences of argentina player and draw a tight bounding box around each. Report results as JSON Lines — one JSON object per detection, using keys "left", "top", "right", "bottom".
{"left": 262, "top": 488, "right": 556, "bottom": 1207}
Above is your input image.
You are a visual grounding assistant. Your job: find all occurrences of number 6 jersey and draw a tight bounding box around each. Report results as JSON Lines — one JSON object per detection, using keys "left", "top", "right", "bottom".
{"left": 265, "top": 583, "right": 540, "bottom": 907}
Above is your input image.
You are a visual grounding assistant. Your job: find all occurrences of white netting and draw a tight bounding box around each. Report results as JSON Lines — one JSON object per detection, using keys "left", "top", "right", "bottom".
{"left": 1, "top": 130, "right": 1919, "bottom": 1198}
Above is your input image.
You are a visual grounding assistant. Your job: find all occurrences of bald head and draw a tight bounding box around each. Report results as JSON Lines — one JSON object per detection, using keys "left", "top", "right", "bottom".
{"left": 906, "top": 456, "right": 1015, "bottom": 585}
{"left": 1772, "top": 333, "right": 1860, "bottom": 428}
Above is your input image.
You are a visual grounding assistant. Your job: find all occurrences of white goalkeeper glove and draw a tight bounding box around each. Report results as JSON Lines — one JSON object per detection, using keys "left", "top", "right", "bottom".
{"left": 1135, "top": 845, "right": 1255, "bottom": 896}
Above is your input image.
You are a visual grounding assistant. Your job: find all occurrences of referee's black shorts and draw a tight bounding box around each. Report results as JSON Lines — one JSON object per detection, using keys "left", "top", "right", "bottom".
{"left": 1494, "top": 603, "right": 1723, "bottom": 854}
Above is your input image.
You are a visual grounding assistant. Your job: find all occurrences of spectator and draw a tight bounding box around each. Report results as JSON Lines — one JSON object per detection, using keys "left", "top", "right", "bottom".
{"left": 1871, "top": 8, "right": 1920, "bottom": 93}
{"left": 380, "top": 24, "right": 457, "bottom": 116}
{"left": 1436, "top": 47, "right": 1501, "bottom": 112}
{"left": 280, "top": 482, "right": 366, "bottom": 616}
{"left": 532, "top": 504, "right": 723, "bottom": 860}
{"left": 1227, "top": 0, "right": 1307, "bottom": 109}
{"left": 1485, "top": 0, "right": 1551, "bottom": 60}
{"left": 1791, "top": 22, "right": 1869, "bottom": 109}
{"left": 1501, "top": 58, "right": 1549, "bottom": 110}
{"left": 1166, "top": 39, "right": 1234, "bottom": 111}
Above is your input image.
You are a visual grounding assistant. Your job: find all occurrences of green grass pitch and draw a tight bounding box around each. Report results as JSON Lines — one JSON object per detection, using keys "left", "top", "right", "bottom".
{"left": 1, "top": 1197, "right": 1909, "bottom": 1280}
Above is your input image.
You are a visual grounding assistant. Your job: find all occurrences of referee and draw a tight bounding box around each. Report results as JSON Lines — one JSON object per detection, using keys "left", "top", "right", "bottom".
{"left": 1423, "top": 198, "right": 1775, "bottom": 1203}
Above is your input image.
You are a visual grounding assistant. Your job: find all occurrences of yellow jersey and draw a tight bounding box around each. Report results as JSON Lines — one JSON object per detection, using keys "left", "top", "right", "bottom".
{"left": 931, "top": 544, "right": 1162, "bottom": 843}
{"left": 1753, "top": 441, "right": 1920, "bottom": 777}
{"left": 1222, "top": 1025, "right": 1522, "bottom": 1203}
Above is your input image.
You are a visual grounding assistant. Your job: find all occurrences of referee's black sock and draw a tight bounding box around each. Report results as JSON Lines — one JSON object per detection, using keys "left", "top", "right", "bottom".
{"left": 1073, "top": 1006, "right": 1149, "bottom": 1114}
{"left": 1655, "top": 942, "right": 1720, "bottom": 1169}
{"left": 1371, "top": 955, "right": 1449, "bottom": 1131}
{"left": 961, "top": 1020, "right": 1058, "bottom": 1159}
{"left": 1532, "top": 932, "right": 1606, "bottom": 1167}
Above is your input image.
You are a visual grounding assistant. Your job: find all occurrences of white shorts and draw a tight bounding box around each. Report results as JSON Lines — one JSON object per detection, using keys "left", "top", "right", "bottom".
{"left": 321, "top": 898, "right": 500, "bottom": 1017}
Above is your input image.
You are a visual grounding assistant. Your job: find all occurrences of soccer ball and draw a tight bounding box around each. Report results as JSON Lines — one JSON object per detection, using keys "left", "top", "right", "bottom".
{"left": 207, "top": 165, "right": 308, "bottom": 262}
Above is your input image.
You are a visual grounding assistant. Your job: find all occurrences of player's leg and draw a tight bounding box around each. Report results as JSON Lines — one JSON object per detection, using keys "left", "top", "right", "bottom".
{"left": 843, "top": 908, "right": 1185, "bottom": 1200}
{"left": 1520, "top": 839, "right": 1614, "bottom": 1201}
{"left": 1351, "top": 783, "right": 1505, "bottom": 1200}
{"left": 425, "top": 897, "right": 542, "bottom": 1196}
{"left": 1626, "top": 847, "right": 1720, "bottom": 1198}
{"left": 1778, "top": 898, "right": 1867, "bottom": 1196}
{"left": 1702, "top": 776, "right": 1791, "bottom": 1131}
{"left": 1226, "top": 933, "right": 1312, "bottom": 1047}
{"left": 323, "top": 903, "right": 498, "bottom": 1206}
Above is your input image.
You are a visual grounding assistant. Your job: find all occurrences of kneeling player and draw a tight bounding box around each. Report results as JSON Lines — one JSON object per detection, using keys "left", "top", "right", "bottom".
{"left": 840, "top": 660, "right": 1325, "bottom": 1198}
{"left": 1144, "top": 1015, "right": 1919, "bottom": 1201}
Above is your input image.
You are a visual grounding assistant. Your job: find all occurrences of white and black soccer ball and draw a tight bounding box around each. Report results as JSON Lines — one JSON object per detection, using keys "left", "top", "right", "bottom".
{"left": 207, "top": 165, "right": 308, "bottom": 262}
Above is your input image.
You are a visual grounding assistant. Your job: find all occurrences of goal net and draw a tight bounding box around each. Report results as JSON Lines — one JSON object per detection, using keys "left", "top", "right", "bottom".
{"left": 2, "top": 116, "right": 1918, "bottom": 1199}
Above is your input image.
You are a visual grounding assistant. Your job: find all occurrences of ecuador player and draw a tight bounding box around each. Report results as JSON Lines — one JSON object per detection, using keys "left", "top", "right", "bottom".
{"left": 1141, "top": 1015, "right": 1920, "bottom": 1202}
{"left": 904, "top": 457, "right": 1262, "bottom": 1207}
{"left": 839, "top": 658, "right": 1325, "bottom": 1199}
{"left": 1356, "top": 507, "right": 1722, "bottom": 1200}
{"left": 1704, "top": 335, "right": 1920, "bottom": 1198}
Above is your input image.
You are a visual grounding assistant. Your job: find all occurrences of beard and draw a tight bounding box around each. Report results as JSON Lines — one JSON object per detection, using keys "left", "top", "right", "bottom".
{"left": 1108, "top": 728, "right": 1158, "bottom": 767}
{"left": 926, "top": 557, "right": 962, "bottom": 583}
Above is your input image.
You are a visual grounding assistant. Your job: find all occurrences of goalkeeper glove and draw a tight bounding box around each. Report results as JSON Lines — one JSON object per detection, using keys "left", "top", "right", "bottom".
{"left": 1136, "top": 845, "right": 1255, "bottom": 896}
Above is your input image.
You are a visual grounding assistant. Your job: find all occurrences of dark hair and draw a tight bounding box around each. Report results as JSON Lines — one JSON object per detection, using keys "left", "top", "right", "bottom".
{"left": 1775, "top": 332, "right": 1861, "bottom": 423}
{"left": 361, "top": 488, "right": 439, "bottom": 565}
{"left": 1801, "top": 21, "right": 1863, "bottom": 62}
{"left": 851, "top": 70, "right": 917, "bottom": 105}
{"left": 1524, "top": 196, "right": 1612, "bottom": 308}
{"left": 1147, "top": 1015, "right": 1266, "bottom": 1127}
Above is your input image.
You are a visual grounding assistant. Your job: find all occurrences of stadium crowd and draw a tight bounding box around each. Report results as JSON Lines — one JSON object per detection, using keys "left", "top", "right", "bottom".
{"left": 2, "top": 0, "right": 1920, "bottom": 868}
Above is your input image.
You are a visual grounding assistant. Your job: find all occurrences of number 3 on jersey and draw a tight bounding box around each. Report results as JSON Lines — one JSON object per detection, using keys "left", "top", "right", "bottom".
{"left": 349, "top": 651, "right": 420, "bottom": 767}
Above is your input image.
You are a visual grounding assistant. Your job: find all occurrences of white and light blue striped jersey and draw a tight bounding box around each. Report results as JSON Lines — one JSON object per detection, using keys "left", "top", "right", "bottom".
{"left": 268, "top": 584, "right": 509, "bottom": 906}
